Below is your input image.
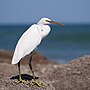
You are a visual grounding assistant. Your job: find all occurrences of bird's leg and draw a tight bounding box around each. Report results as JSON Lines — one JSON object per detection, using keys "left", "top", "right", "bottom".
{"left": 29, "top": 55, "right": 35, "bottom": 80}
{"left": 29, "top": 53, "right": 45, "bottom": 87}
{"left": 16, "top": 61, "right": 29, "bottom": 84}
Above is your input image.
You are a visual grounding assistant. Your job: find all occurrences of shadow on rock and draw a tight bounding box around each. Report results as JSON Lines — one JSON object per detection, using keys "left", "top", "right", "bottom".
{"left": 10, "top": 74, "right": 38, "bottom": 81}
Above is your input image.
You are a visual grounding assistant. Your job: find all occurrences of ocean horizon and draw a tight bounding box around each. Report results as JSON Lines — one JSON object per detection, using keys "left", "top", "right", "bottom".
{"left": 0, "top": 24, "right": 90, "bottom": 63}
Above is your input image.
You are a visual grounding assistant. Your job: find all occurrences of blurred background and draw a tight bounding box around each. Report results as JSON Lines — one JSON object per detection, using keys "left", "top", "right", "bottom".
{"left": 0, "top": 0, "right": 90, "bottom": 63}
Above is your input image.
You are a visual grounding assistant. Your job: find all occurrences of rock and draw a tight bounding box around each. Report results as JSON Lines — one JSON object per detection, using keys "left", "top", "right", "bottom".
{"left": 48, "top": 55, "right": 90, "bottom": 90}
{"left": 0, "top": 50, "right": 90, "bottom": 90}
{"left": 0, "top": 50, "right": 56, "bottom": 90}
{"left": 0, "top": 50, "right": 55, "bottom": 65}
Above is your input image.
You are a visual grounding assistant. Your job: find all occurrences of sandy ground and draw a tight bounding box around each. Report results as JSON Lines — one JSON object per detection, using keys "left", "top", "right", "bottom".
{"left": 0, "top": 50, "right": 90, "bottom": 90}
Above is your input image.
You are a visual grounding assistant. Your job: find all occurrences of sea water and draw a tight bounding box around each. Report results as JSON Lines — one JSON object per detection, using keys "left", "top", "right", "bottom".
{"left": 0, "top": 24, "right": 90, "bottom": 63}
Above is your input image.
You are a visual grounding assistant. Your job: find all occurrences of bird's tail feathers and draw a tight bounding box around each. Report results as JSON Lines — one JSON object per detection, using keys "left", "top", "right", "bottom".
{"left": 11, "top": 51, "right": 21, "bottom": 64}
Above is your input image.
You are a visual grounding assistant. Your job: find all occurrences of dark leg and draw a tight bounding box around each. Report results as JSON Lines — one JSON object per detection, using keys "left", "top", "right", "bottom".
{"left": 29, "top": 52, "right": 45, "bottom": 87}
{"left": 29, "top": 54, "right": 35, "bottom": 80}
{"left": 17, "top": 61, "right": 29, "bottom": 84}
{"left": 18, "top": 61, "right": 21, "bottom": 81}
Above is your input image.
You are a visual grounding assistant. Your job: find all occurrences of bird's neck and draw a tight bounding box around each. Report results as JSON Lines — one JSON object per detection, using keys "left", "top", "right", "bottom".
{"left": 37, "top": 24, "right": 51, "bottom": 39}
{"left": 39, "top": 24, "right": 50, "bottom": 30}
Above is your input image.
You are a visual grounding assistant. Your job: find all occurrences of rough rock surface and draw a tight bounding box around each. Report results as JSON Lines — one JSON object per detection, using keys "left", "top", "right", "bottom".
{"left": 0, "top": 50, "right": 90, "bottom": 90}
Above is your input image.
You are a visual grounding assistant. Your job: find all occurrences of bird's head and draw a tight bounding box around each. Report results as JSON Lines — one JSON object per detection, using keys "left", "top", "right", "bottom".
{"left": 37, "top": 18, "right": 51, "bottom": 25}
{"left": 37, "top": 18, "right": 64, "bottom": 26}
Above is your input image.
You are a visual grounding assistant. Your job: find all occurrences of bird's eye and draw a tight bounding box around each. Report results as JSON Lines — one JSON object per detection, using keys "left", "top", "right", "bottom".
{"left": 41, "top": 30, "right": 43, "bottom": 31}
{"left": 46, "top": 20, "right": 49, "bottom": 22}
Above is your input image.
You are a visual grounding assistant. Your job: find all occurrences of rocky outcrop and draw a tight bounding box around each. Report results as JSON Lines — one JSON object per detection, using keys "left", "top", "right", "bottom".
{"left": 0, "top": 50, "right": 90, "bottom": 90}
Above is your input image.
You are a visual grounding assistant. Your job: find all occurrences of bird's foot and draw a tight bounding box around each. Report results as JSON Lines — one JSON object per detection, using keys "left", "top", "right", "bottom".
{"left": 30, "top": 81, "right": 45, "bottom": 87}
{"left": 16, "top": 78, "right": 29, "bottom": 85}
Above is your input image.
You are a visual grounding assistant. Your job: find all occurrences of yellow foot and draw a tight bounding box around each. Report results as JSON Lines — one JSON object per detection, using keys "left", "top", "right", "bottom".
{"left": 30, "top": 81, "right": 45, "bottom": 88}
{"left": 16, "top": 79, "right": 29, "bottom": 85}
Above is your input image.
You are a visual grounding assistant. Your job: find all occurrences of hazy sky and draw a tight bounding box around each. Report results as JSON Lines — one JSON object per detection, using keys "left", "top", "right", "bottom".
{"left": 0, "top": 0, "right": 90, "bottom": 24}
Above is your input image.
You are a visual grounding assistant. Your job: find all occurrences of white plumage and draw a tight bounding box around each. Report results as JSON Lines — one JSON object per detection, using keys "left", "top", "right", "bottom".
{"left": 12, "top": 18, "right": 64, "bottom": 65}
{"left": 12, "top": 18, "right": 51, "bottom": 64}
{"left": 11, "top": 18, "right": 64, "bottom": 86}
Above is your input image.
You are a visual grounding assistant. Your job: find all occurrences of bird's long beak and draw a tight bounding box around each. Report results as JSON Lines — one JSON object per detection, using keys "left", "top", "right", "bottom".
{"left": 47, "top": 20, "right": 64, "bottom": 26}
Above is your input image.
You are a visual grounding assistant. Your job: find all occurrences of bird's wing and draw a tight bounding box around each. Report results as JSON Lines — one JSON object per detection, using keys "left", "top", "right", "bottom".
{"left": 12, "top": 24, "right": 41, "bottom": 64}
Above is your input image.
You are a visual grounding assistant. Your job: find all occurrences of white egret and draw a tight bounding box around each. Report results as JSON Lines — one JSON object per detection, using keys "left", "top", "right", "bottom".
{"left": 12, "top": 18, "right": 64, "bottom": 87}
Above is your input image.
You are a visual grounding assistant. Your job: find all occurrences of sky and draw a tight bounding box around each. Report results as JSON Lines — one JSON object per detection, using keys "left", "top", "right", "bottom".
{"left": 0, "top": 0, "right": 90, "bottom": 24}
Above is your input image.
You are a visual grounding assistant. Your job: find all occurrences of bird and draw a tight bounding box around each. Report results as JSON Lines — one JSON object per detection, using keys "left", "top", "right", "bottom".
{"left": 12, "top": 18, "right": 64, "bottom": 87}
